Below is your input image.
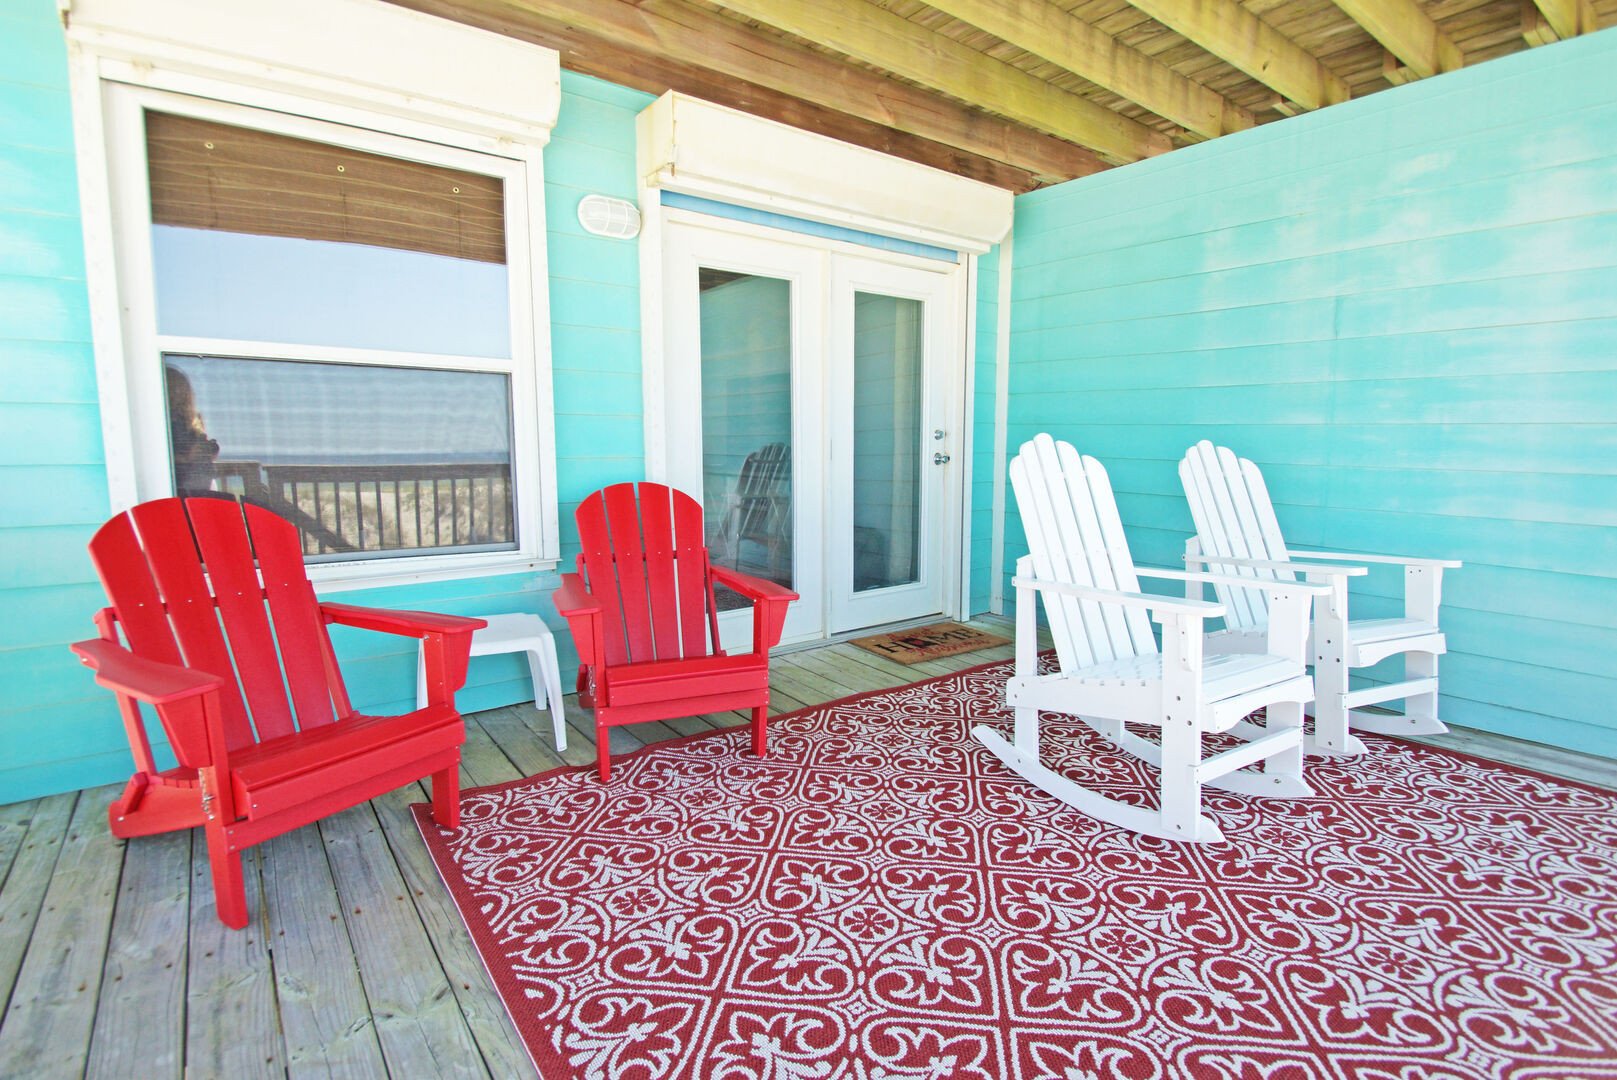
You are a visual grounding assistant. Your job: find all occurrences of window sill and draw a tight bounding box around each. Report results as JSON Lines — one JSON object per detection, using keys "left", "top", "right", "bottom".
{"left": 308, "top": 553, "right": 560, "bottom": 594}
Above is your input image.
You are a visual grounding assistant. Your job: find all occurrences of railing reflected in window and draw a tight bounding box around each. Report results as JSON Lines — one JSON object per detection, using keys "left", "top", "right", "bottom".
{"left": 165, "top": 355, "right": 516, "bottom": 561}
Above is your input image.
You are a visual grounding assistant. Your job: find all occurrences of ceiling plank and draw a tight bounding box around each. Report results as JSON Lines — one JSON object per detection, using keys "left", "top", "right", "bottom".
{"left": 1522, "top": 0, "right": 1599, "bottom": 42}
{"left": 924, "top": 0, "right": 1255, "bottom": 139}
{"left": 704, "top": 0, "right": 1174, "bottom": 163}
{"left": 391, "top": 0, "right": 1101, "bottom": 185}
{"left": 1329, "top": 0, "right": 1464, "bottom": 79}
{"left": 1126, "top": 0, "right": 1352, "bottom": 112}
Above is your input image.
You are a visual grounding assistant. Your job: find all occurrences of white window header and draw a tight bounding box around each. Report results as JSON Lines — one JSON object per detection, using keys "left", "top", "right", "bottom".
{"left": 637, "top": 92, "right": 1013, "bottom": 255}
{"left": 61, "top": 0, "right": 561, "bottom": 144}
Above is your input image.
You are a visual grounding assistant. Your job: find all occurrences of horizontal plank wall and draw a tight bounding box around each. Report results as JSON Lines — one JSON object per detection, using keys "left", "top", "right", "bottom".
{"left": 0, "top": 0, "right": 119, "bottom": 799}
{"left": 0, "top": 0, "right": 653, "bottom": 803}
{"left": 1005, "top": 28, "right": 1617, "bottom": 758}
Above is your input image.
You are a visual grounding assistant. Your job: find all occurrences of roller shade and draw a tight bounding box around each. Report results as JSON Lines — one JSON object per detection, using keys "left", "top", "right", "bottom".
{"left": 145, "top": 111, "right": 506, "bottom": 264}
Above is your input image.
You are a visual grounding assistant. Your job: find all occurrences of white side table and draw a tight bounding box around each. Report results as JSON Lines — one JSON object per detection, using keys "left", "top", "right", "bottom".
{"left": 417, "top": 612, "right": 568, "bottom": 752}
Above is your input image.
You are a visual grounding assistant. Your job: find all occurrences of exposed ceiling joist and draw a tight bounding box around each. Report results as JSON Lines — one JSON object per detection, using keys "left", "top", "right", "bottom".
{"left": 394, "top": 0, "right": 1101, "bottom": 186}
{"left": 705, "top": 0, "right": 1173, "bottom": 163}
{"left": 1126, "top": 0, "right": 1352, "bottom": 112}
{"left": 1331, "top": 0, "right": 1464, "bottom": 78}
{"left": 924, "top": 0, "right": 1255, "bottom": 140}
{"left": 1522, "top": 0, "right": 1599, "bottom": 42}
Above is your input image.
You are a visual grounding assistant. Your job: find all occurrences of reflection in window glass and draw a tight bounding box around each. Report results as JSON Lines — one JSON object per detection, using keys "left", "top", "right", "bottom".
{"left": 698, "top": 269, "right": 794, "bottom": 612}
{"left": 165, "top": 355, "right": 516, "bottom": 561}
{"left": 852, "top": 292, "right": 923, "bottom": 592}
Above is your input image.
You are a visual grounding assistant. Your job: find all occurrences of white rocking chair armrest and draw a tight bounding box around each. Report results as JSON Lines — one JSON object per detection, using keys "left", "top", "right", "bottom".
{"left": 1287, "top": 548, "right": 1462, "bottom": 570}
{"left": 1184, "top": 553, "right": 1367, "bottom": 578}
{"left": 1012, "top": 574, "right": 1225, "bottom": 619}
{"left": 1137, "top": 565, "right": 1332, "bottom": 597}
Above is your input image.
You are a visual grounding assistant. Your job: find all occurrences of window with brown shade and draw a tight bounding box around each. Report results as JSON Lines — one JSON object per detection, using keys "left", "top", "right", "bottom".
{"left": 138, "top": 102, "right": 539, "bottom": 568}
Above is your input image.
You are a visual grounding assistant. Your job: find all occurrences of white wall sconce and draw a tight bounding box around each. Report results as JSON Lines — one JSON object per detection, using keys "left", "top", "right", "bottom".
{"left": 577, "top": 194, "right": 641, "bottom": 239}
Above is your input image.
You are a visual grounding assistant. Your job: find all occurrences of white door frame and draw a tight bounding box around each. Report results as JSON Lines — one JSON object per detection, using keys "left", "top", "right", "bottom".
{"left": 647, "top": 206, "right": 972, "bottom": 644}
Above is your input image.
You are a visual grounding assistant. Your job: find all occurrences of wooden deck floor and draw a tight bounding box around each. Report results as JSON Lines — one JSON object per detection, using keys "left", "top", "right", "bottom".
{"left": 0, "top": 616, "right": 1607, "bottom": 1078}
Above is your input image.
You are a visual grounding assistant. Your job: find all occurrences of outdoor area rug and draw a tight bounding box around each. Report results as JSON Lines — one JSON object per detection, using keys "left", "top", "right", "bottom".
{"left": 415, "top": 659, "right": 1617, "bottom": 1079}
{"left": 848, "top": 620, "right": 1011, "bottom": 664}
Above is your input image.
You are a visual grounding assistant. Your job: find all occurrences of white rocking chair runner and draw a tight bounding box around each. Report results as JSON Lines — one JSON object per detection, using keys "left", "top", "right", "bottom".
{"left": 1178, "top": 440, "right": 1460, "bottom": 757}
{"left": 978, "top": 434, "right": 1327, "bottom": 844}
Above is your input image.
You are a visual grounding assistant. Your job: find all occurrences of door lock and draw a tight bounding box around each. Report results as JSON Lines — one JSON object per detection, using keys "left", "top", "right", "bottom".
{"left": 933, "top": 429, "right": 946, "bottom": 440}
{"left": 933, "top": 452, "right": 951, "bottom": 465}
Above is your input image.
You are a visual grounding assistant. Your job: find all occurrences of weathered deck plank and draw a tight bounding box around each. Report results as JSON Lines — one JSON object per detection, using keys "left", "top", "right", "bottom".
{"left": 261, "top": 824, "right": 388, "bottom": 1078}
{"left": 85, "top": 827, "right": 190, "bottom": 1079}
{"left": 320, "top": 803, "right": 487, "bottom": 1078}
{"left": 184, "top": 846, "right": 281, "bottom": 1075}
{"left": 0, "top": 793, "right": 75, "bottom": 1014}
{"left": 372, "top": 784, "right": 536, "bottom": 1080}
{"left": 0, "top": 786, "right": 122, "bottom": 1080}
{"left": 0, "top": 800, "right": 37, "bottom": 896}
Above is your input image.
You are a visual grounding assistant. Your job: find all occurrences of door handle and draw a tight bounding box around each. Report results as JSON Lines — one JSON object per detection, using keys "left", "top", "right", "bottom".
{"left": 933, "top": 452, "right": 951, "bottom": 465}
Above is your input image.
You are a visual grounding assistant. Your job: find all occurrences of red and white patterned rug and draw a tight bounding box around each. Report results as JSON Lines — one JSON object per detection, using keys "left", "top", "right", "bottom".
{"left": 416, "top": 660, "right": 1617, "bottom": 1079}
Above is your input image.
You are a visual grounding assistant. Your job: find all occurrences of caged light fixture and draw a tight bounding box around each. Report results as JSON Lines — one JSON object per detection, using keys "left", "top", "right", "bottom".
{"left": 577, "top": 194, "right": 642, "bottom": 239}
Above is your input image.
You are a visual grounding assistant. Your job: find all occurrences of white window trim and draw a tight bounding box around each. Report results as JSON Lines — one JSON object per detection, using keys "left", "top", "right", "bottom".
{"left": 64, "top": 0, "right": 563, "bottom": 590}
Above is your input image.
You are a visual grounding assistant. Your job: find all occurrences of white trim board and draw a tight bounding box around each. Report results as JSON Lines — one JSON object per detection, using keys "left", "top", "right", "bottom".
{"left": 989, "top": 228, "right": 1014, "bottom": 615}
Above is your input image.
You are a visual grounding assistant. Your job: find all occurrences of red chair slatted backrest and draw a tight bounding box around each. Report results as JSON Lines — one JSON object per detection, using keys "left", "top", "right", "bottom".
{"left": 87, "top": 497, "right": 348, "bottom": 764}
{"left": 575, "top": 483, "right": 719, "bottom": 665}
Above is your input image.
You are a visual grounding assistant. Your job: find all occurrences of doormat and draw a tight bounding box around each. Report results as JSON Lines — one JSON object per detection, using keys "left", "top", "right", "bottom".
{"left": 415, "top": 657, "right": 1617, "bottom": 1078}
{"left": 848, "top": 621, "right": 1010, "bottom": 664}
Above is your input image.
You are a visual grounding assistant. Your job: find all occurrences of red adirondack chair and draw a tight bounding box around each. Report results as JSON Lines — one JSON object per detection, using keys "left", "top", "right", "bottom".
{"left": 71, "top": 497, "right": 485, "bottom": 929}
{"left": 554, "top": 482, "right": 799, "bottom": 781}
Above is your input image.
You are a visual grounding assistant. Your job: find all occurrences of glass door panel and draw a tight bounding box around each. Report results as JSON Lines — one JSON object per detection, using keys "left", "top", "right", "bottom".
{"left": 829, "top": 257, "right": 957, "bottom": 633}
{"left": 699, "top": 270, "right": 794, "bottom": 610}
{"left": 852, "top": 292, "right": 924, "bottom": 592}
{"left": 662, "top": 220, "right": 825, "bottom": 647}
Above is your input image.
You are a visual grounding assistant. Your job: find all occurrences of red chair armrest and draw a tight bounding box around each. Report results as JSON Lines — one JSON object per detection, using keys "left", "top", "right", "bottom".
{"left": 553, "top": 574, "right": 602, "bottom": 618}
{"left": 71, "top": 639, "right": 225, "bottom": 771}
{"left": 710, "top": 566, "right": 800, "bottom": 603}
{"left": 553, "top": 574, "right": 605, "bottom": 671}
{"left": 320, "top": 604, "right": 484, "bottom": 709}
{"left": 320, "top": 603, "right": 486, "bottom": 638}
{"left": 710, "top": 567, "right": 798, "bottom": 653}
{"left": 70, "top": 639, "right": 226, "bottom": 705}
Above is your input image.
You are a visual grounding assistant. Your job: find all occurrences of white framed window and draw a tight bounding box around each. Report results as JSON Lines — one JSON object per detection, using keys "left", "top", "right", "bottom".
{"left": 66, "top": 0, "right": 563, "bottom": 588}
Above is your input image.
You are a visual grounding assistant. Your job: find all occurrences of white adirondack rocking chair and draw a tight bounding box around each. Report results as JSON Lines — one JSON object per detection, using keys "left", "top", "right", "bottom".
{"left": 975, "top": 434, "right": 1328, "bottom": 844}
{"left": 1178, "top": 440, "right": 1461, "bottom": 757}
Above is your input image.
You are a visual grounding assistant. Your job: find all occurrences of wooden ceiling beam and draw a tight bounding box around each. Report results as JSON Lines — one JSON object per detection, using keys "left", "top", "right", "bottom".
{"left": 549, "top": 30, "right": 1044, "bottom": 191}
{"left": 1522, "top": 0, "right": 1599, "bottom": 43}
{"left": 390, "top": 0, "right": 1102, "bottom": 186}
{"left": 1126, "top": 0, "right": 1351, "bottom": 112}
{"left": 924, "top": 0, "right": 1254, "bottom": 140}
{"left": 1329, "top": 0, "right": 1464, "bottom": 79}
{"left": 705, "top": 0, "right": 1173, "bottom": 163}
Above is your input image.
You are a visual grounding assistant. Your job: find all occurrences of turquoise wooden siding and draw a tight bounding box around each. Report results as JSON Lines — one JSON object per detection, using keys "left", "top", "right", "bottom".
{"left": 1005, "top": 29, "right": 1617, "bottom": 758}
{"left": 969, "top": 245, "right": 1000, "bottom": 615}
{"left": 0, "top": 0, "right": 654, "bottom": 803}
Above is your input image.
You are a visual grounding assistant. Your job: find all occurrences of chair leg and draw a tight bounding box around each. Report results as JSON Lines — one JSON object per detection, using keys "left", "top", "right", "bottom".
{"left": 431, "top": 765, "right": 460, "bottom": 829}
{"left": 751, "top": 704, "right": 767, "bottom": 758}
{"left": 597, "top": 719, "right": 611, "bottom": 783}
{"left": 1265, "top": 700, "right": 1306, "bottom": 783}
{"left": 1309, "top": 648, "right": 1363, "bottom": 757}
{"left": 1157, "top": 723, "right": 1208, "bottom": 841}
{"left": 205, "top": 822, "right": 249, "bottom": 930}
{"left": 1352, "top": 652, "right": 1449, "bottom": 737}
{"left": 528, "top": 644, "right": 568, "bottom": 752}
{"left": 1013, "top": 705, "right": 1041, "bottom": 759}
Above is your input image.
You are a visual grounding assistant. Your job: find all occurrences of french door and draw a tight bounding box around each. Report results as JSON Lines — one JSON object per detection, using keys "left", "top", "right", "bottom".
{"left": 661, "top": 214, "right": 963, "bottom": 648}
